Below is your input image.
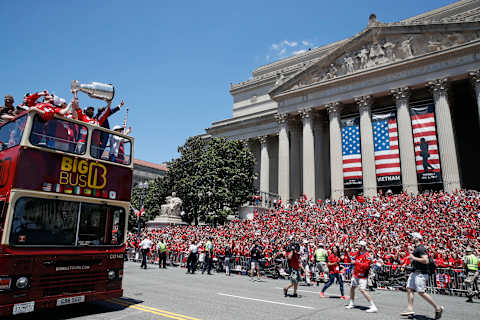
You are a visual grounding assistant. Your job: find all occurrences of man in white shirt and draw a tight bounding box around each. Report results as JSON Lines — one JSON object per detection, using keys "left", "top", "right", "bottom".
{"left": 139, "top": 237, "right": 153, "bottom": 269}
{"left": 187, "top": 240, "right": 199, "bottom": 274}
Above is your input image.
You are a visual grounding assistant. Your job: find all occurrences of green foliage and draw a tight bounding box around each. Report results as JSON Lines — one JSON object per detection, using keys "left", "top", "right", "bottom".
{"left": 129, "top": 136, "right": 255, "bottom": 229}
{"left": 169, "top": 136, "right": 256, "bottom": 225}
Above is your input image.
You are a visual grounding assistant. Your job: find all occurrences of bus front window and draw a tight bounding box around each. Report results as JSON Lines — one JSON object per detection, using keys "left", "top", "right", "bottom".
{"left": 10, "top": 198, "right": 79, "bottom": 246}
{"left": 77, "top": 204, "right": 108, "bottom": 245}
{"left": 9, "top": 197, "right": 125, "bottom": 247}
{"left": 30, "top": 115, "right": 87, "bottom": 155}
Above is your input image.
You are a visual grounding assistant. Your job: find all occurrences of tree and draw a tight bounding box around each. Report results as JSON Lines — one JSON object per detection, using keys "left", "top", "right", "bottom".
{"left": 169, "top": 136, "right": 255, "bottom": 225}
{"left": 168, "top": 136, "right": 209, "bottom": 225}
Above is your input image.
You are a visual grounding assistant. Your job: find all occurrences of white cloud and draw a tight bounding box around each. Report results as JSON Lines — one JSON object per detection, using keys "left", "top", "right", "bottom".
{"left": 266, "top": 39, "right": 315, "bottom": 62}
{"left": 282, "top": 40, "right": 298, "bottom": 47}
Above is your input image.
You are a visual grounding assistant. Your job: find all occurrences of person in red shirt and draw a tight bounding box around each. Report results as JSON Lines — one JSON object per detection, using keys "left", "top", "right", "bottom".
{"left": 26, "top": 90, "right": 72, "bottom": 121}
{"left": 320, "top": 245, "right": 346, "bottom": 299}
{"left": 283, "top": 242, "right": 304, "bottom": 298}
{"left": 346, "top": 240, "right": 377, "bottom": 313}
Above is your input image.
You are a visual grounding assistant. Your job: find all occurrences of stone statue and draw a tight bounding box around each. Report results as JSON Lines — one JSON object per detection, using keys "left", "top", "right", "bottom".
{"left": 400, "top": 38, "right": 414, "bottom": 58}
{"left": 343, "top": 55, "right": 355, "bottom": 74}
{"left": 383, "top": 41, "right": 396, "bottom": 62}
{"left": 160, "top": 192, "right": 183, "bottom": 217}
{"left": 357, "top": 47, "right": 370, "bottom": 69}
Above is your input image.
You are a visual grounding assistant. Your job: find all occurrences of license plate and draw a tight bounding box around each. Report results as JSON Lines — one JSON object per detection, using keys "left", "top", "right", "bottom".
{"left": 56, "top": 295, "right": 85, "bottom": 306}
{"left": 13, "top": 301, "right": 35, "bottom": 315}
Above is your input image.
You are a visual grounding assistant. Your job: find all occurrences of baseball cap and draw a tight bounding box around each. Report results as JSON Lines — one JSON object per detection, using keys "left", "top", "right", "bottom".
{"left": 112, "top": 125, "right": 123, "bottom": 131}
{"left": 466, "top": 246, "right": 473, "bottom": 252}
{"left": 358, "top": 240, "right": 367, "bottom": 247}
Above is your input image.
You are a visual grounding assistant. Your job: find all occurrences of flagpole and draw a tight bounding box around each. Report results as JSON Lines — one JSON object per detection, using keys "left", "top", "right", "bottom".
{"left": 137, "top": 181, "right": 149, "bottom": 238}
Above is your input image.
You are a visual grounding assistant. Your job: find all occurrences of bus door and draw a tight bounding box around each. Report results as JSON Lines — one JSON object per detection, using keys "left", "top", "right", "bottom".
{"left": 0, "top": 196, "right": 8, "bottom": 241}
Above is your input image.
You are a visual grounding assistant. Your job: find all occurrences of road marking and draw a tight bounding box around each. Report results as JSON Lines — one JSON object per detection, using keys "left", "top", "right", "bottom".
{"left": 108, "top": 298, "right": 201, "bottom": 320}
{"left": 274, "top": 287, "right": 321, "bottom": 294}
{"left": 216, "top": 293, "right": 315, "bottom": 310}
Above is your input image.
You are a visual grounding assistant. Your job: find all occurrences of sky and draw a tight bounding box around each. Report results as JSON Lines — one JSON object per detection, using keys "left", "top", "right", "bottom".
{"left": 0, "top": 0, "right": 457, "bottom": 164}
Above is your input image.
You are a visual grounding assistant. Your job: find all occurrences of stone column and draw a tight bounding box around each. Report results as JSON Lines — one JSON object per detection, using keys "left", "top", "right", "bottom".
{"left": 327, "top": 102, "right": 343, "bottom": 200}
{"left": 391, "top": 87, "right": 418, "bottom": 194}
{"left": 300, "top": 108, "right": 315, "bottom": 200}
{"left": 290, "top": 124, "right": 302, "bottom": 201}
{"left": 427, "top": 79, "right": 461, "bottom": 192}
{"left": 355, "top": 95, "right": 377, "bottom": 197}
{"left": 259, "top": 135, "right": 270, "bottom": 205}
{"left": 469, "top": 70, "right": 480, "bottom": 127}
{"left": 275, "top": 113, "right": 290, "bottom": 202}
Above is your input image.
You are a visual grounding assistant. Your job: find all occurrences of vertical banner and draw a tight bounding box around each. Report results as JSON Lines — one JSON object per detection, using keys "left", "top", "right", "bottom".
{"left": 372, "top": 112, "right": 402, "bottom": 186}
{"left": 410, "top": 104, "right": 442, "bottom": 184}
{"left": 341, "top": 117, "right": 363, "bottom": 188}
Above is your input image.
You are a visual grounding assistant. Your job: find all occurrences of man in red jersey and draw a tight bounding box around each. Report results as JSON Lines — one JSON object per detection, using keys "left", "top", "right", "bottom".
{"left": 26, "top": 90, "right": 72, "bottom": 121}
{"left": 345, "top": 240, "right": 377, "bottom": 313}
{"left": 283, "top": 242, "right": 304, "bottom": 298}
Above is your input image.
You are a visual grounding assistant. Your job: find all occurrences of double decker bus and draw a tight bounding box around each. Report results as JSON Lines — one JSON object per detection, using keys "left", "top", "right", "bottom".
{"left": 0, "top": 109, "right": 133, "bottom": 316}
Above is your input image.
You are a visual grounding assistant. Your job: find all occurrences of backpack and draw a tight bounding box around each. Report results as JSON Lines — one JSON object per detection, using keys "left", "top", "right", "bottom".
{"left": 427, "top": 256, "right": 437, "bottom": 276}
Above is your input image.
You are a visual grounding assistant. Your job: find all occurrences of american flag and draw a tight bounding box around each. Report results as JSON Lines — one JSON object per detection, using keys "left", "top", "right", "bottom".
{"left": 411, "top": 106, "right": 440, "bottom": 174}
{"left": 373, "top": 113, "right": 401, "bottom": 177}
{"left": 341, "top": 120, "right": 362, "bottom": 181}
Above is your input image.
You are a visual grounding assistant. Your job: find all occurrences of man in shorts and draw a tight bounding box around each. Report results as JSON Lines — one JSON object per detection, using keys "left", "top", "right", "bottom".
{"left": 400, "top": 232, "right": 444, "bottom": 319}
{"left": 283, "top": 242, "right": 304, "bottom": 297}
{"left": 345, "top": 240, "right": 377, "bottom": 313}
{"left": 250, "top": 240, "right": 263, "bottom": 281}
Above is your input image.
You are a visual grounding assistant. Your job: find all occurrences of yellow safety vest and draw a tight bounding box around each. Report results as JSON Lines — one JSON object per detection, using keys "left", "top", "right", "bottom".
{"left": 206, "top": 241, "right": 213, "bottom": 253}
{"left": 158, "top": 242, "right": 167, "bottom": 253}
{"left": 315, "top": 248, "right": 327, "bottom": 262}
{"left": 466, "top": 254, "right": 479, "bottom": 271}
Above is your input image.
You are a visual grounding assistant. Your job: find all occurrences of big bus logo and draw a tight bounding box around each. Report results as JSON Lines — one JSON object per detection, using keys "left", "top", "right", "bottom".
{"left": 60, "top": 156, "right": 107, "bottom": 189}
{"left": 0, "top": 157, "right": 12, "bottom": 188}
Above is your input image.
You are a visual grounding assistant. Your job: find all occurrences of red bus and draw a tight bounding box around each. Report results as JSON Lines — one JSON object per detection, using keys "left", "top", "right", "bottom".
{"left": 0, "top": 110, "right": 133, "bottom": 316}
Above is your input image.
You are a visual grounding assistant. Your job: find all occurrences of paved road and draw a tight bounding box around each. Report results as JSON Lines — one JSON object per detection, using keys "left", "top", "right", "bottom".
{"left": 6, "top": 261, "right": 480, "bottom": 320}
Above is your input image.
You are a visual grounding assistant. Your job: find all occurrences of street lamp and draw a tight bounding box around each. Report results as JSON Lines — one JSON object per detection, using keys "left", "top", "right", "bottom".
{"left": 137, "top": 181, "right": 149, "bottom": 238}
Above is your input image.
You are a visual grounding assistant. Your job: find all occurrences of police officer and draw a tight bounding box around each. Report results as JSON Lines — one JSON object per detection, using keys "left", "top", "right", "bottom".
{"left": 314, "top": 243, "right": 328, "bottom": 285}
{"left": 202, "top": 236, "right": 214, "bottom": 275}
{"left": 464, "top": 247, "right": 479, "bottom": 303}
{"left": 157, "top": 237, "right": 168, "bottom": 269}
{"left": 186, "top": 240, "right": 198, "bottom": 274}
{"left": 139, "top": 236, "right": 153, "bottom": 269}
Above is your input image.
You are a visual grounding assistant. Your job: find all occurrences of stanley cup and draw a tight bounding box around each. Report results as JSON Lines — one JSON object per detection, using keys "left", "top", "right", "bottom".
{"left": 71, "top": 80, "right": 115, "bottom": 101}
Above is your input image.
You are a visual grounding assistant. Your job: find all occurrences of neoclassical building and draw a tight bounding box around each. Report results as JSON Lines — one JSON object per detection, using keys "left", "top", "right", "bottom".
{"left": 206, "top": 0, "right": 480, "bottom": 201}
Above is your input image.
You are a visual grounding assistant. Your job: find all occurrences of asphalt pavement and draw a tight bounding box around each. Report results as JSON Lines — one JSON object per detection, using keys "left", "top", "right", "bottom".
{"left": 5, "top": 261, "right": 480, "bottom": 320}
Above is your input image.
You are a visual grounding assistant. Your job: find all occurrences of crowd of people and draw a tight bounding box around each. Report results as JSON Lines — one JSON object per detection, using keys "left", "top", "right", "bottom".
{"left": 128, "top": 189, "right": 478, "bottom": 270}
{"left": 1, "top": 91, "right": 130, "bottom": 159}
{"left": 128, "top": 189, "right": 480, "bottom": 318}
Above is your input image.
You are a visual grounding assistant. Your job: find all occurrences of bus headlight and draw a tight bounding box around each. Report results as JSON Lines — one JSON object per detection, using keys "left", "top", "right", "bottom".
{"left": 107, "top": 270, "right": 116, "bottom": 280}
{"left": 15, "top": 277, "right": 29, "bottom": 289}
{"left": 0, "top": 277, "right": 12, "bottom": 290}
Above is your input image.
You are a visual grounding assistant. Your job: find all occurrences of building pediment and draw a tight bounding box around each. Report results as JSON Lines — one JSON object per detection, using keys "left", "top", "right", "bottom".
{"left": 269, "top": 22, "right": 480, "bottom": 97}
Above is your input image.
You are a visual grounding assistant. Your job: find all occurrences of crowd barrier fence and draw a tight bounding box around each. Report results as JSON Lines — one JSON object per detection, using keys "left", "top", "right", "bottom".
{"left": 125, "top": 250, "right": 479, "bottom": 298}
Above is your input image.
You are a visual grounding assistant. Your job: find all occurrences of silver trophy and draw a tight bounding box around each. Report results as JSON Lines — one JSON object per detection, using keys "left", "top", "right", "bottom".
{"left": 71, "top": 80, "right": 115, "bottom": 101}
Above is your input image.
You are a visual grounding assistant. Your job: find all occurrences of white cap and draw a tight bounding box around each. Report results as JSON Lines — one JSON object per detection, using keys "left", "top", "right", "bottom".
{"left": 112, "top": 125, "right": 123, "bottom": 131}
{"left": 411, "top": 232, "right": 423, "bottom": 240}
{"left": 303, "top": 239, "right": 309, "bottom": 244}
{"left": 358, "top": 240, "right": 367, "bottom": 247}
{"left": 53, "top": 95, "right": 66, "bottom": 106}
